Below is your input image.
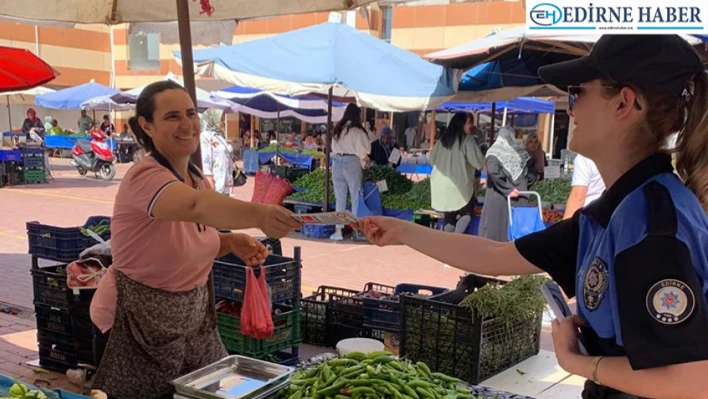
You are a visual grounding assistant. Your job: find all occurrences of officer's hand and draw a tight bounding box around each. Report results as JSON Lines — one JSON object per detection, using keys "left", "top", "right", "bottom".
{"left": 551, "top": 315, "right": 586, "bottom": 371}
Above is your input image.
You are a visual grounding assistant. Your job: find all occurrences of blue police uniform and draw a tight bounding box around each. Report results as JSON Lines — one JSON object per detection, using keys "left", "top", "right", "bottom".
{"left": 516, "top": 153, "right": 708, "bottom": 399}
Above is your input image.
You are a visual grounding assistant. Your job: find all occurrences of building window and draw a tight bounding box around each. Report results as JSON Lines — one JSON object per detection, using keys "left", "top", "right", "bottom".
{"left": 128, "top": 30, "right": 160, "bottom": 71}
{"left": 381, "top": 7, "right": 393, "bottom": 43}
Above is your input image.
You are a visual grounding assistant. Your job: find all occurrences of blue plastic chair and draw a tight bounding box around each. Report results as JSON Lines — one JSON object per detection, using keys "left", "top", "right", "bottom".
{"left": 507, "top": 191, "right": 546, "bottom": 241}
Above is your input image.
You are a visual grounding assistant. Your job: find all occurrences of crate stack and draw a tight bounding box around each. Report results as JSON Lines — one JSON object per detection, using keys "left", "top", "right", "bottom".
{"left": 399, "top": 275, "right": 542, "bottom": 385}
{"left": 26, "top": 216, "right": 111, "bottom": 372}
{"left": 213, "top": 246, "right": 302, "bottom": 365}
{"left": 21, "top": 148, "right": 46, "bottom": 184}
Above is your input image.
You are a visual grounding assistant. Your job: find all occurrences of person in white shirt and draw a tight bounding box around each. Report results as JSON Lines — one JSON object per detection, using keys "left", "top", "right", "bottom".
{"left": 563, "top": 154, "right": 606, "bottom": 219}
{"left": 330, "top": 104, "right": 371, "bottom": 241}
{"left": 404, "top": 125, "right": 417, "bottom": 150}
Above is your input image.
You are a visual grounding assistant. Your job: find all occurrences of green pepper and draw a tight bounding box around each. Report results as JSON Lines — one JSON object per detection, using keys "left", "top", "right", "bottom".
{"left": 431, "top": 373, "right": 461, "bottom": 384}
{"left": 345, "top": 352, "right": 366, "bottom": 361}
{"left": 371, "top": 355, "right": 395, "bottom": 365}
{"left": 350, "top": 387, "right": 377, "bottom": 396}
{"left": 316, "top": 380, "right": 349, "bottom": 397}
{"left": 408, "top": 380, "right": 432, "bottom": 389}
{"left": 415, "top": 388, "right": 434, "bottom": 399}
{"left": 365, "top": 351, "right": 391, "bottom": 359}
{"left": 400, "top": 384, "right": 420, "bottom": 399}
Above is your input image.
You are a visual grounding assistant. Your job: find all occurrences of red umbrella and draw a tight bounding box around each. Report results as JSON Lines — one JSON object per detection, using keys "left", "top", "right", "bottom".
{"left": 0, "top": 46, "right": 56, "bottom": 93}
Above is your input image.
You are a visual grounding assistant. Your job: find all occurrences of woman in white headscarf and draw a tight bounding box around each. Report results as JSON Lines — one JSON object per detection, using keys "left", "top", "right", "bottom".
{"left": 200, "top": 109, "right": 235, "bottom": 195}
{"left": 478, "top": 127, "right": 538, "bottom": 242}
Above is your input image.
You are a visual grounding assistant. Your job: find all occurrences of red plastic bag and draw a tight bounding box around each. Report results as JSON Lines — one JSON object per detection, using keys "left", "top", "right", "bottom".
{"left": 251, "top": 171, "right": 274, "bottom": 204}
{"left": 262, "top": 176, "right": 293, "bottom": 206}
{"left": 240, "top": 265, "right": 274, "bottom": 339}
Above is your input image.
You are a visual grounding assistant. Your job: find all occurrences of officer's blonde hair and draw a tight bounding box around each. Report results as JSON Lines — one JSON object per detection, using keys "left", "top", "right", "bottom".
{"left": 601, "top": 71, "right": 708, "bottom": 212}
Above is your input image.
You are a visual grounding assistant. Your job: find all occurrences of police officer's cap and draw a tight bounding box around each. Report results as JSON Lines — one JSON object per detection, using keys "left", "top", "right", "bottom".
{"left": 539, "top": 35, "right": 706, "bottom": 97}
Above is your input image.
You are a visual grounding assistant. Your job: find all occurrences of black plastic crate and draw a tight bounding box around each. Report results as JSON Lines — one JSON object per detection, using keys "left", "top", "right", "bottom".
{"left": 258, "top": 346, "right": 300, "bottom": 366}
{"left": 329, "top": 283, "right": 395, "bottom": 344}
{"left": 38, "top": 341, "right": 78, "bottom": 373}
{"left": 363, "top": 283, "right": 449, "bottom": 332}
{"left": 258, "top": 237, "right": 282, "bottom": 256}
{"left": 31, "top": 265, "right": 95, "bottom": 309}
{"left": 301, "top": 286, "right": 359, "bottom": 347}
{"left": 213, "top": 249, "right": 301, "bottom": 303}
{"left": 67, "top": 294, "right": 97, "bottom": 366}
{"left": 35, "top": 304, "right": 73, "bottom": 336}
{"left": 27, "top": 216, "right": 111, "bottom": 262}
{"left": 400, "top": 275, "right": 542, "bottom": 385}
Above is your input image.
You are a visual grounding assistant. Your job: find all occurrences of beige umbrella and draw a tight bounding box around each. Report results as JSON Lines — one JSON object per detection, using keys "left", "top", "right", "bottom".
{"left": 0, "top": 0, "right": 376, "bottom": 164}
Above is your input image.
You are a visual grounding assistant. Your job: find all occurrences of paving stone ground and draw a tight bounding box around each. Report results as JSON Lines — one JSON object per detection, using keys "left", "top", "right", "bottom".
{"left": 0, "top": 158, "right": 554, "bottom": 394}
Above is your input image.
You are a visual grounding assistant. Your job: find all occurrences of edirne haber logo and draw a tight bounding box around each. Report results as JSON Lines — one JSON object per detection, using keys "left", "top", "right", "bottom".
{"left": 526, "top": 0, "right": 708, "bottom": 34}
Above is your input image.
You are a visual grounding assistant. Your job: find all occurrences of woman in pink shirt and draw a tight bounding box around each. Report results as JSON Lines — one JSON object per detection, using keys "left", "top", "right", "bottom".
{"left": 90, "top": 80, "right": 301, "bottom": 399}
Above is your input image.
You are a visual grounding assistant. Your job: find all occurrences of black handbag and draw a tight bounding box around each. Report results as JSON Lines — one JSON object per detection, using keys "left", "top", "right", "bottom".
{"left": 233, "top": 167, "right": 248, "bottom": 187}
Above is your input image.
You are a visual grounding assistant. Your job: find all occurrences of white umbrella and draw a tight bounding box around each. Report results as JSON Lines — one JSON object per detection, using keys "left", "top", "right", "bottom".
{"left": 1, "top": 86, "right": 55, "bottom": 132}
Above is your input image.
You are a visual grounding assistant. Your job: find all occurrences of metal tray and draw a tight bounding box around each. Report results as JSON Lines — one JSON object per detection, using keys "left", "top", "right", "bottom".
{"left": 173, "top": 355, "right": 294, "bottom": 399}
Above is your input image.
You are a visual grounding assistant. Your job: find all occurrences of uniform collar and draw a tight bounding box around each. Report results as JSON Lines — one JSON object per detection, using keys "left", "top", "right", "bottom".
{"left": 582, "top": 153, "right": 674, "bottom": 227}
{"left": 151, "top": 150, "right": 203, "bottom": 187}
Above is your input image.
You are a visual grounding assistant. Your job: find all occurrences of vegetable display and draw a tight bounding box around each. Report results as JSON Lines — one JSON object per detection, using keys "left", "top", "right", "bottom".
{"left": 79, "top": 219, "right": 110, "bottom": 237}
{"left": 2, "top": 380, "right": 47, "bottom": 399}
{"left": 290, "top": 167, "right": 431, "bottom": 211}
{"left": 530, "top": 179, "right": 571, "bottom": 205}
{"left": 279, "top": 352, "right": 490, "bottom": 399}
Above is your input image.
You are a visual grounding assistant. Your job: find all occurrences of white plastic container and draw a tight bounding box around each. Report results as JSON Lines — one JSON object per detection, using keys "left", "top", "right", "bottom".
{"left": 336, "top": 338, "right": 384, "bottom": 356}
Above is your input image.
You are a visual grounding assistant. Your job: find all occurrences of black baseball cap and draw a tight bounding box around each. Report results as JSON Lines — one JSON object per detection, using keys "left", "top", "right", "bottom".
{"left": 538, "top": 35, "right": 706, "bottom": 97}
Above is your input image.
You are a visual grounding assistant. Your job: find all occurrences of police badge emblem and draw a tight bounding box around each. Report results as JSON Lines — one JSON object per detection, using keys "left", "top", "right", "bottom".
{"left": 584, "top": 258, "right": 609, "bottom": 311}
{"left": 646, "top": 279, "right": 695, "bottom": 325}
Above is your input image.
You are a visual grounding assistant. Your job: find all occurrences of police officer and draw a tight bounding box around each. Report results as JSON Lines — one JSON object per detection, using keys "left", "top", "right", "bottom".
{"left": 357, "top": 34, "right": 708, "bottom": 399}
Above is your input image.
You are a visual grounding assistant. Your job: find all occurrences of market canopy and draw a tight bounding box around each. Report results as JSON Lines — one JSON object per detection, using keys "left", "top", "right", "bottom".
{"left": 175, "top": 22, "right": 457, "bottom": 112}
{"left": 213, "top": 85, "right": 347, "bottom": 123}
{"left": 436, "top": 97, "right": 555, "bottom": 114}
{"left": 0, "top": 46, "right": 56, "bottom": 93}
{"left": 425, "top": 26, "right": 708, "bottom": 70}
{"left": 35, "top": 81, "right": 118, "bottom": 109}
{"left": 111, "top": 73, "right": 233, "bottom": 111}
{"left": 0, "top": 0, "right": 377, "bottom": 24}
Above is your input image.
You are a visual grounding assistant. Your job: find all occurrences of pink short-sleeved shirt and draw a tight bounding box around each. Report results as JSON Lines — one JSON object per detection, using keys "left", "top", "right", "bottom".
{"left": 90, "top": 156, "right": 220, "bottom": 333}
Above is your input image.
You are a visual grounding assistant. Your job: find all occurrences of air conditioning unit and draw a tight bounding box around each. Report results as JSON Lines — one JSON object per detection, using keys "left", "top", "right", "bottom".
{"left": 328, "top": 12, "right": 343, "bottom": 23}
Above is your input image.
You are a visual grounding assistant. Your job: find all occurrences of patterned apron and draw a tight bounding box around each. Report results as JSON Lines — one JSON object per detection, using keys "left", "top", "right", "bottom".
{"left": 93, "top": 270, "right": 227, "bottom": 398}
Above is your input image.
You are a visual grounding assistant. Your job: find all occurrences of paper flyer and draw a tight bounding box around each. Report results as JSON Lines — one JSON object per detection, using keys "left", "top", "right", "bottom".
{"left": 292, "top": 211, "right": 358, "bottom": 225}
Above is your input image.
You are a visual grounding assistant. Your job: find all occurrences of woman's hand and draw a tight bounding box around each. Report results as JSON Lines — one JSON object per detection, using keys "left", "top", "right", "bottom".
{"left": 509, "top": 188, "right": 520, "bottom": 198}
{"left": 258, "top": 205, "right": 301, "bottom": 238}
{"left": 224, "top": 233, "right": 269, "bottom": 266}
{"left": 355, "top": 216, "right": 407, "bottom": 246}
{"left": 552, "top": 315, "right": 587, "bottom": 372}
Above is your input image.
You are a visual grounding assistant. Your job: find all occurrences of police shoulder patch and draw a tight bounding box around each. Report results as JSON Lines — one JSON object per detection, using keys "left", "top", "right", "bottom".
{"left": 583, "top": 257, "right": 609, "bottom": 312}
{"left": 646, "top": 279, "right": 696, "bottom": 325}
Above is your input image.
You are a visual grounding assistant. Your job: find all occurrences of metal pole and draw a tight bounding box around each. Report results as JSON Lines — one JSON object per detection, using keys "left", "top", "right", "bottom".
{"left": 490, "top": 102, "right": 497, "bottom": 142}
{"left": 7, "top": 97, "right": 12, "bottom": 133}
{"left": 176, "top": 0, "right": 201, "bottom": 168}
{"left": 502, "top": 107, "right": 508, "bottom": 127}
{"left": 323, "top": 87, "right": 333, "bottom": 211}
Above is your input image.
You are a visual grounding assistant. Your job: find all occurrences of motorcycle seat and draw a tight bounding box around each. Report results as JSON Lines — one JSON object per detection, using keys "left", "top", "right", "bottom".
{"left": 76, "top": 140, "right": 93, "bottom": 153}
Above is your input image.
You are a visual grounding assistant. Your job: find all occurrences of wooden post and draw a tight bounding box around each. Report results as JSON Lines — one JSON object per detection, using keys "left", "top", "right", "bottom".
{"left": 250, "top": 114, "right": 255, "bottom": 149}
{"left": 176, "top": 0, "right": 200, "bottom": 168}
{"left": 323, "top": 87, "right": 334, "bottom": 211}
{"left": 428, "top": 110, "right": 436, "bottom": 151}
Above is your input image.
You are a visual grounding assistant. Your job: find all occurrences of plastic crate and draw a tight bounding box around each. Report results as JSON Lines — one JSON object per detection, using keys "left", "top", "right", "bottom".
{"left": 23, "top": 169, "right": 46, "bottom": 183}
{"left": 258, "top": 237, "right": 282, "bottom": 256}
{"left": 302, "top": 224, "right": 336, "bottom": 239}
{"left": 363, "top": 283, "right": 449, "bottom": 332}
{"left": 328, "top": 283, "right": 395, "bottom": 344}
{"left": 217, "top": 302, "right": 301, "bottom": 358}
{"left": 20, "top": 147, "right": 44, "bottom": 156}
{"left": 26, "top": 216, "right": 111, "bottom": 262}
{"left": 400, "top": 275, "right": 542, "bottom": 385}
{"left": 31, "top": 265, "right": 95, "bottom": 309}
{"left": 213, "top": 251, "right": 300, "bottom": 303}
{"left": 35, "top": 304, "right": 73, "bottom": 336}
{"left": 301, "top": 286, "right": 359, "bottom": 347}
{"left": 23, "top": 155, "right": 45, "bottom": 168}
{"left": 38, "top": 341, "right": 78, "bottom": 373}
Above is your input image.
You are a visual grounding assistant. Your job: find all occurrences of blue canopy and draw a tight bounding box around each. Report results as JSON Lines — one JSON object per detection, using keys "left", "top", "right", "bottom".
{"left": 35, "top": 82, "right": 119, "bottom": 110}
{"left": 437, "top": 97, "right": 555, "bottom": 114}
{"left": 175, "top": 22, "right": 456, "bottom": 112}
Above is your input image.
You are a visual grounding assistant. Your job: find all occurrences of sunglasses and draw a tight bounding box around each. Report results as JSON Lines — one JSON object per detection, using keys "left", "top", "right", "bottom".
{"left": 567, "top": 85, "right": 642, "bottom": 112}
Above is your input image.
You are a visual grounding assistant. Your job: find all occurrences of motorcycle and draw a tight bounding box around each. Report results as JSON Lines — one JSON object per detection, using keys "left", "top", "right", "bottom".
{"left": 70, "top": 129, "right": 116, "bottom": 181}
